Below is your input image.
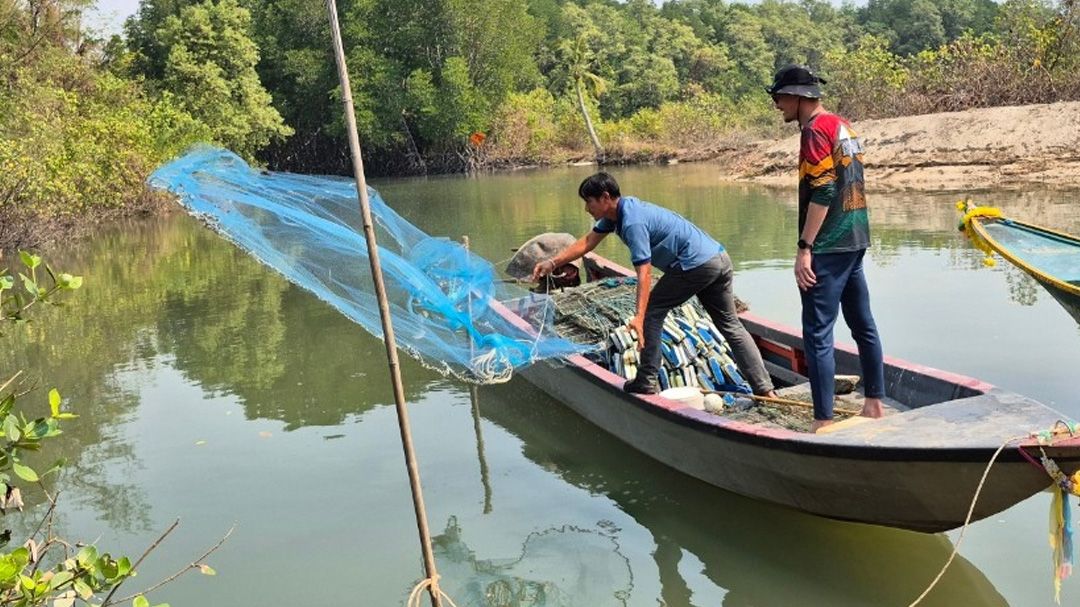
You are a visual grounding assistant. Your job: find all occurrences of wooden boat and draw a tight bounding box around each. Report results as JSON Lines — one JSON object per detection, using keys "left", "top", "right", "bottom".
{"left": 960, "top": 202, "right": 1080, "bottom": 324}
{"left": 493, "top": 254, "right": 1080, "bottom": 533}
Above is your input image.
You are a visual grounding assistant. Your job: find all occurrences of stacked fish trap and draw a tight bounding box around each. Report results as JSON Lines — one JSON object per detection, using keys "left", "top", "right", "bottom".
{"left": 605, "top": 302, "right": 752, "bottom": 394}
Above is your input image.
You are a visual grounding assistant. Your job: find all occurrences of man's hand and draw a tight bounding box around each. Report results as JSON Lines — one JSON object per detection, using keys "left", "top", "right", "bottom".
{"left": 795, "top": 249, "right": 816, "bottom": 291}
{"left": 531, "top": 258, "right": 556, "bottom": 282}
{"left": 627, "top": 315, "right": 645, "bottom": 350}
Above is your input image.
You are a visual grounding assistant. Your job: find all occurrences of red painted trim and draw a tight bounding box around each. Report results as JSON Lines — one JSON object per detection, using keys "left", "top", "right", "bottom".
{"left": 740, "top": 312, "right": 995, "bottom": 394}
{"left": 491, "top": 253, "right": 1006, "bottom": 446}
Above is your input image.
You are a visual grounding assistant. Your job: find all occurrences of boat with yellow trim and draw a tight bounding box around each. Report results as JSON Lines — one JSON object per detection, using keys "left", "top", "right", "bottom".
{"left": 959, "top": 201, "right": 1080, "bottom": 324}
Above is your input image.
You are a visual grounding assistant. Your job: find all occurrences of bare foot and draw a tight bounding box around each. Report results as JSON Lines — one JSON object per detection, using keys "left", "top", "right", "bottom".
{"left": 762, "top": 390, "right": 778, "bottom": 399}
{"left": 860, "top": 397, "right": 884, "bottom": 419}
{"left": 811, "top": 419, "right": 835, "bottom": 433}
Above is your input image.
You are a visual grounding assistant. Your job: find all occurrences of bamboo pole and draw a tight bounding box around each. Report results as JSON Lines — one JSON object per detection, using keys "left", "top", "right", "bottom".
{"left": 323, "top": 2, "right": 442, "bottom": 606}
{"left": 700, "top": 389, "right": 862, "bottom": 416}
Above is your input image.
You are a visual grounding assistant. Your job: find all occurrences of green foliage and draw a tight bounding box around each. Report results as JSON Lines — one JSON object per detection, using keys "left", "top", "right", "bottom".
{"left": 487, "top": 89, "right": 566, "bottom": 162}
{"left": 0, "top": 251, "right": 83, "bottom": 331}
{"left": 0, "top": 255, "right": 149, "bottom": 606}
{"left": 2, "top": 0, "right": 1079, "bottom": 200}
{"left": 155, "top": 0, "right": 292, "bottom": 161}
{"left": 0, "top": 252, "right": 222, "bottom": 605}
{"left": 861, "top": 0, "right": 1000, "bottom": 55}
{"left": 0, "top": 57, "right": 210, "bottom": 216}
{"left": 822, "top": 35, "right": 909, "bottom": 119}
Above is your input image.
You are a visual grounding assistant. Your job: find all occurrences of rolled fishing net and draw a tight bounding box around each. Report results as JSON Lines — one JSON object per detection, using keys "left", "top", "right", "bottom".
{"left": 149, "top": 146, "right": 587, "bottom": 383}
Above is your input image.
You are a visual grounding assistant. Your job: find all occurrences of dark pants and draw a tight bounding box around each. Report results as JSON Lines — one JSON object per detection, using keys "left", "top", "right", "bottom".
{"left": 638, "top": 252, "right": 773, "bottom": 395}
{"left": 799, "top": 249, "right": 885, "bottom": 420}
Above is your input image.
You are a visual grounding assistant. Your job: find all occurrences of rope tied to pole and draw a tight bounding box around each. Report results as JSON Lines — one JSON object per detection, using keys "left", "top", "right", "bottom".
{"left": 407, "top": 575, "right": 460, "bottom": 607}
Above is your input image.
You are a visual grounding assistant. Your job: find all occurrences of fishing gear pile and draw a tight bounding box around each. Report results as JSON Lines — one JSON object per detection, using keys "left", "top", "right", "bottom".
{"left": 149, "top": 146, "right": 587, "bottom": 383}
{"left": 551, "top": 279, "right": 752, "bottom": 393}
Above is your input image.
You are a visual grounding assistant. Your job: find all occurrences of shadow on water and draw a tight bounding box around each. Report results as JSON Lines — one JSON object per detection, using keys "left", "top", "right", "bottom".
{"left": 456, "top": 379, "right": 1008, "bottom": 607}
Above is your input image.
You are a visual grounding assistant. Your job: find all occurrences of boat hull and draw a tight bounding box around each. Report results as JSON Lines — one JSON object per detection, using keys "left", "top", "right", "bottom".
{"left": 499, "top": 254, "right": 1080, "bottom": 532}
{"left": 967, "top": 212, "right": 1080, "bottom": 325}
{"left": 520, "top": 356, "right": 1074, "bottom": 533}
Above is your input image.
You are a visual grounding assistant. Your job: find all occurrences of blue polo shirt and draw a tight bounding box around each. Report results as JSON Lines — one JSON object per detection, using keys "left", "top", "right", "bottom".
{"left": 593, "top": 196, "right": 723, "bottom": 272}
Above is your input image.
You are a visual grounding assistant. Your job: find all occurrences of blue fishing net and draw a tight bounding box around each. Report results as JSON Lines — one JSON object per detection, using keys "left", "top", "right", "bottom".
{"left": 149, "top": 146, "right": 586, "bottom": 383}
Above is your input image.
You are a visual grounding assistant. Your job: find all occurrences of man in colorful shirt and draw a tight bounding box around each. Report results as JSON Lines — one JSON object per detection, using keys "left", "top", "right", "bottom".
{"left": 767, "top": 64, "right": 885, "bottom": 432}
{"left": 531, "top": 172, "right": 775, "bottom": 398}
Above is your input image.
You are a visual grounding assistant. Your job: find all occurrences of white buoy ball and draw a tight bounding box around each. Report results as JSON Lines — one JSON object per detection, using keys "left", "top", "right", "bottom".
{"left": 703, "top": 393, "right": 725, "bottom": 413}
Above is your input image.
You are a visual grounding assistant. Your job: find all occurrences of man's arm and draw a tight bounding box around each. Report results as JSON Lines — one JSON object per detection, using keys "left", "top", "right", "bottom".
{"left": 531, "top": 230, "right": 606, "bottom": 281}
{"left": 795, "top": 123, "right": 837, "bottom": 291}
{"left": 795, "top": 202, "right": 828, "bottom": 290}
{"left": 627, "top": 262, "right": 651, "bottom": 350}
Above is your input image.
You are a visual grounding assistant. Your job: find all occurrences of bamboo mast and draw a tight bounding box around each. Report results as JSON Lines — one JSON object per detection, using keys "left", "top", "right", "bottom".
{"left": 323, "top": 2, "right": 442, "bottom": 605}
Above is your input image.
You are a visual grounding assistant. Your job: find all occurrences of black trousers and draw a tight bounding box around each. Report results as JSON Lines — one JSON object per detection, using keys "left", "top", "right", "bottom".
{"left": 638, "top": 252, "right": 773, "bottom": 395}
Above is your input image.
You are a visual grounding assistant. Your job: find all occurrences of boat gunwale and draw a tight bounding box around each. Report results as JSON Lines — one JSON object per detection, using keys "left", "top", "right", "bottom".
{"left": 493, "top": 254, "right": 1078, "bottom": 460}
{"left": 549, "top": 357, "right": 1080, "bottom": 461}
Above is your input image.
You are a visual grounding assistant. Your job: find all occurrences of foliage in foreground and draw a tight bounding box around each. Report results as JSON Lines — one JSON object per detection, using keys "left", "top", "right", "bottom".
{"left": 0, "top": 252, "right": 223, "bottom": 606}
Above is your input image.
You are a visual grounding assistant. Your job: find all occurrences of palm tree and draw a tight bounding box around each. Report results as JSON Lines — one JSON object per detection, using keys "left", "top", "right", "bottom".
{"left": 565, "top": 34, "right": 606, "bottom": 164}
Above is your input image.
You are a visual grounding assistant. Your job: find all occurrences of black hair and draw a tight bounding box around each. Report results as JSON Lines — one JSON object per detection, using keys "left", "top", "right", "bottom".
{"left": 578, "top": 172, "right": 620, "bottom": 200}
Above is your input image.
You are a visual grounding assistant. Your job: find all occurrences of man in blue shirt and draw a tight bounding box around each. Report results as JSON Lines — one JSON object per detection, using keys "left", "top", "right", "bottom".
{"left": 532, "top": 172, "right": 775, "bottom": 396}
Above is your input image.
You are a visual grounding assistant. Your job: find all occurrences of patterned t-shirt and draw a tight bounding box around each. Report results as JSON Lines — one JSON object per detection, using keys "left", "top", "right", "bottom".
{"left": 798, "top": 112, "right": 870, "bottom": 254}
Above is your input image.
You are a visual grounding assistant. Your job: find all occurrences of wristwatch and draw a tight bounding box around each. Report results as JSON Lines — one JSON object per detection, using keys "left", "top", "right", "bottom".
{"left": 797, "top": 239, "right": 813, "bottom": 250}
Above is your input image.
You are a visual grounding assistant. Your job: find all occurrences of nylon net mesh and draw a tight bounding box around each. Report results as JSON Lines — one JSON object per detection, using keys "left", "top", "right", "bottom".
{"left": 149, "top": 146, "right": 586, "bottom": 383}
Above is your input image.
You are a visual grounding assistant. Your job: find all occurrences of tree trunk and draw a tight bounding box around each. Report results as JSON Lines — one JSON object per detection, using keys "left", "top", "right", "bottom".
{"left": 575, "top": 79, "right": 604, "bottom": 164}
{"left": 400, "top": 112, "right": 427, "bottom": 175}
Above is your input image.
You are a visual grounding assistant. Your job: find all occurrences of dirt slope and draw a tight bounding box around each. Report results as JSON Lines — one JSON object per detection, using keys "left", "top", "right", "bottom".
{"left": 720, "top": 101, "right": 1080, "bottom": 191}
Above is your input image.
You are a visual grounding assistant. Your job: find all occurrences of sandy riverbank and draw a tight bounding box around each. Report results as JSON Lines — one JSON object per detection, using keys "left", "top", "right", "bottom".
{"left": 714, "top": 101, "right": 1080, "bottom": 192}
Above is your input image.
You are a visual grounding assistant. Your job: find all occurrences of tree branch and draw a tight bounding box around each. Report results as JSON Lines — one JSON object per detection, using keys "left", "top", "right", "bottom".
{"left": 103, "top": 524, "right": 233, "bottom": 607}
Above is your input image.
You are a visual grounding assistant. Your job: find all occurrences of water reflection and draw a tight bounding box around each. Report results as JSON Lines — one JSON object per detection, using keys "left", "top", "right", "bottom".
{"left": 434, "top": 516, "right": 635, "bottom": 606}
{"left": 474, "top": 379, "right": 1007, "bottom": 607}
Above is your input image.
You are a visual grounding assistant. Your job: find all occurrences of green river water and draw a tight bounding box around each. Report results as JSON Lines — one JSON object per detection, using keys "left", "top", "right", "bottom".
{"left": 4, "top": 163, "right": 1080, "bottom": 606}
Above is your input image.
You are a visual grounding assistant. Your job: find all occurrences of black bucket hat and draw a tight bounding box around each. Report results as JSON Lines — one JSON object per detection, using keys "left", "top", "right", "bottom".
{"left": 765, "top": 64, "right": 826, "bottom": 99}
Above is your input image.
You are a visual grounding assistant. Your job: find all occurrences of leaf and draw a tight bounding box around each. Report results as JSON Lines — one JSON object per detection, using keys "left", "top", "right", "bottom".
{"left": 3, "top": 415, "right": 21, "bottom": 441}
{"left": 100, "top": 556, "right": 118, "bottom": 580}
{"left": 58, "top": 274, "right": 83, "bottom": 290}
{"left": 52, "top": 589, "right": 76, "bottom": 607}
{"left": 18, "top": 273, "right": 36, "bottom": 296}
{"left": 134, "top": 595, "right": 150, "bottom": 607}
{"left": 197, "top": 564, "right": 216, "bottom": 576}
{"left": 11, "top": 547, "right": 29, "bottom": 567}
{"left": 76, "top": 546, "right": 97, "bottom": 568}
{"left": 12, "top": 462, "right": 37, "bottom": 482}
{"left": 0, "top": 559, "right": 18, "bottom": 582}
{"left": 48, "top": 570, "right": 73, "bottom": 590}
{"left": 18, "top": 251, "right": 40, "bottom": 270}
{"left": 72, "top": 578, "right": 92, "bottom": 600}
{"left": 0, "top": 275, "right": 12, "bottom": 290}
{"left": 49, "top": 389, "right": 60, "bottom": 417}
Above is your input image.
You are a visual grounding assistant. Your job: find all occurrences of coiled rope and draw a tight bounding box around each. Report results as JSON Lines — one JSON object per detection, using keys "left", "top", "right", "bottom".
{"left": 407, "top": 575, "right": 460, "bottom": 607}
